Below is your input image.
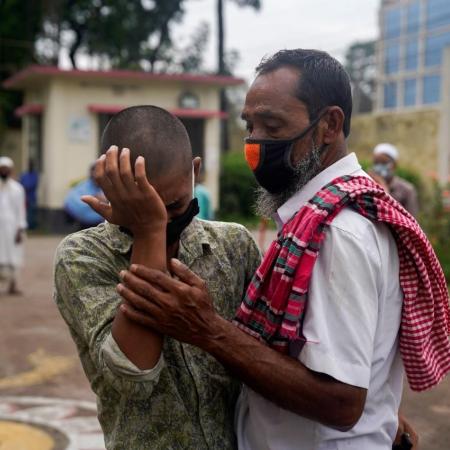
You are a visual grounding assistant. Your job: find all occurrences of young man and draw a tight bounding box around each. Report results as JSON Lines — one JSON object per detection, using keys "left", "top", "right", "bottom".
{"left": 54, "top": 106, "right": 260, "bottom": 449}
{"left": 0, "top": 156, "right": 26, "bottom": 295}
{"left": 115, "top": 50, "right": 448, "bottom": 449}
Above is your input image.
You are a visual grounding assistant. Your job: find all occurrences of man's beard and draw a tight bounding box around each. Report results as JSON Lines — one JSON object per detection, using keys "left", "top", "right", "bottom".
{"left": 254, "top": 143, "right": 324, "bottom": 218}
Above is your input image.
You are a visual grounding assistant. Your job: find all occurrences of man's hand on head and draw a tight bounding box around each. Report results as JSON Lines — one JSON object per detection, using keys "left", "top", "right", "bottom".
{"left": 82, "top": 145, "right": 167, "bottom": 238}
{"left": 116, "top": 259, "right": 223, "bottom": 347}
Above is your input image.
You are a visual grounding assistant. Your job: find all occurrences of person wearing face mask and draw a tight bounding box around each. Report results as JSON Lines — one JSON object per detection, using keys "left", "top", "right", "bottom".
{"left": 372, "top": 143, "right": 419, "bottom": 218}
{"left": 54, "top": 105, "right": 261, "bottom": 450}
{"left": 0, "top": 156, "right": 27, "bottom": 295}
{"left": 114, "top": 50, "right": 449, "bottom": 450}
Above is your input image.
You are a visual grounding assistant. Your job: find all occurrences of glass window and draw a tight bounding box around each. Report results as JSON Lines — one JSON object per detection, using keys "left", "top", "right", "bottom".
{"left": 384, "top": 82, "right": 397, "bottom": 109}
{"left": 425, "top": 31, "right": 450, "bottom": 66}
{"left": 404, "top": 79, "right": 417, "bottom": 106}
{"left": 385, "top": 43, "right": 400, "bottom": 74}
{"left": 384, "top": 7, "right": 402, "bottom": 38}
{"left": 405, "top": 39, "right": 419, "bottom": 70}
{"left": 423, "top": 74, "right": 441, "bottom": 103}
{"left": 426, "top": 0, "right": 450, "bottom": 30}
{"left": 406, "top": 2, "right": 420, "bottom": 34}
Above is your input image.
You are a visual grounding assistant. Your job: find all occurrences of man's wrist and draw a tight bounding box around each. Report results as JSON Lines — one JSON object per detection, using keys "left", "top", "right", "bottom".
{"left": 131, "top": 224, "right": 166, "bottom": 240}
{"left": 200, "top": 314, "right": 233, "bottom": 355}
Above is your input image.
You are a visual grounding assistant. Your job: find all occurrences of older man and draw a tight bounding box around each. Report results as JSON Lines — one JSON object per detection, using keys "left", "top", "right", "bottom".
{"left": 117, "top": 49, "right": 449, "bottom": 450}
{"left": 372, "top": 143, "right": 419, "bottom": 217}
{"left": 0, "top": 156, "right": 26, "bottom": 295}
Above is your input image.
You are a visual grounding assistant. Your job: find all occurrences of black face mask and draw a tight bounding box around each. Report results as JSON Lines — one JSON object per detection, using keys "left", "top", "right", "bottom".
{"left": 166, "top": 198, "right": 200, "bottom": 245}
{"left": 244, "top": 110, "right": 328, "bottom": 194}
{"left": 0, "top": 173, "right": 8, "bottom": 181}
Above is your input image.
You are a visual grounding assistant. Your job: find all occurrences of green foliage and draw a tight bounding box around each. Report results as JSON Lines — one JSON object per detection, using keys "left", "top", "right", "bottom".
{"left": 218, "top": 151, "right": 258, "bottom": 221}
{"left": 419, "top": 182, "right": 450, "bottom": 282}
{"left": 0, "top": 0, "right": 43, "bottom": 128}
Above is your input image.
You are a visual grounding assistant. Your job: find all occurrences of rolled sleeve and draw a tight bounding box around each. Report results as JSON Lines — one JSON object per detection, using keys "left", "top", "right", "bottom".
{"left": 101, "top": 332, "right": 165, "bottom": 382}
{"left": 296, "top": 217, "right": 381, "bottom": 389}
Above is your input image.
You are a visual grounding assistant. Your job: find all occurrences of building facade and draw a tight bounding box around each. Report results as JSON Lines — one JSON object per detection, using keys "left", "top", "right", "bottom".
{"left": 377, "top": 0, "right": 450, "bottom": 110}
{"left": 4, "top": 66, "right": 243, "bottom": 230}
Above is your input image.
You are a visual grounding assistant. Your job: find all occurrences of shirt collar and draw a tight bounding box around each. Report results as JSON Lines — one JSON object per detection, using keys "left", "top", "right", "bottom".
{"left": 274, "top": 152, "right": 364, "bottom": 227}
{"left": 104, "top": 218, "right": 214, "bottom": 266}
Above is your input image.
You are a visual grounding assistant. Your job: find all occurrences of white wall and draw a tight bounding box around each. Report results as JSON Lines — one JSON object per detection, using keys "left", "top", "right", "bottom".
{"left": 33, "top": 77, "right": 221, "bottom": 209}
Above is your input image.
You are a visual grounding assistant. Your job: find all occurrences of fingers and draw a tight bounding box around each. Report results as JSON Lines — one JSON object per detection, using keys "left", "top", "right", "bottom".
{"left": 169, "top": 259, "right": 205, "bottom": 289}
{"left": 119, "top": 148, "right": 137, "bottom": 192}
{"left": 134, "top": 156, "right": 154, "bottom": 195}
{"left": 120, "top": 303, "right": 156, "bottom": 328}
{"left": 81, "top": 195, "right": 112, "bottom": 221}
{"left": 117, "top": 281, "right": 164, "bottom": 313}
{"left": 129, "top": 265, "right": 186, "bottom": 292}
{"left": 104, "top": 146, "right": 128, "bottom": 198}
{"left": 120, "top": 270, "right": 168, "bottom": 299}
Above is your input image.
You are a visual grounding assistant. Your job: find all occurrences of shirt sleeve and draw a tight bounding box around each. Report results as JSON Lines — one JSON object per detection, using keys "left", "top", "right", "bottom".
{"left": 296, "top": 218, "right": 381, "bottom": 389}
{"left": 54, "top": 235, "right": 165, "bottom": 399}
{"left": 101, "top": 332, "right": 165, "bottom": 381}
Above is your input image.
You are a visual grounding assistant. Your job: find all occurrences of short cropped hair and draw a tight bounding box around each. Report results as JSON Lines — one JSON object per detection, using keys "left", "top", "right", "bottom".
{"left": 101, "top": 105, "right": 192, "bottom": 179}
{"left": 256, "top": 49, "right": 352, "bottom": 137}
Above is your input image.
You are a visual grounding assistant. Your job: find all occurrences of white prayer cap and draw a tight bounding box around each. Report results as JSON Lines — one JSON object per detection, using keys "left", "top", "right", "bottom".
{"left": 373, "top": 143, "right": 399, "bottom": 161}
{"left": 0, "top": 156, "right": 14, "bottom": 168}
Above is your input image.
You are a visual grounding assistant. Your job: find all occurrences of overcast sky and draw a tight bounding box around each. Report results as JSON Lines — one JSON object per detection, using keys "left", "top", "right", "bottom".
{"left": 173, "top": 0, "right": 381, "bottom": 81}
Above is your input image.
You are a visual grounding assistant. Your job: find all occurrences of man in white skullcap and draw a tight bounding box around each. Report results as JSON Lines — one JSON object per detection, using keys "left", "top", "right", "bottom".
{"left": 0, "top": 156, "right": 27, "bottom": 294}
{"left": 372, "top": 143, "right": 419, "bottom": 217}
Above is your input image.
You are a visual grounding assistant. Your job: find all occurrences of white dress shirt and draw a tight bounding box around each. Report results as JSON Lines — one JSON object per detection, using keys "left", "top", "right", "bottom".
{"left": 236, "top": 153, "right": 404, "bottom": 450}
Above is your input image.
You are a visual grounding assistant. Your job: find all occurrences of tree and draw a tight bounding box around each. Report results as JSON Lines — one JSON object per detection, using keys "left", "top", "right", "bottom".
{"left": 54, "top": 0, "right": 187, "bottom": 71}
{"left": 216, "top": 0, "right": 261, "bottom": 151}
{"left": 344, "top": 40, "right": 376, "bottom": 114}
{"left": 0, "top": 0, "right": 44, "bottom": 128}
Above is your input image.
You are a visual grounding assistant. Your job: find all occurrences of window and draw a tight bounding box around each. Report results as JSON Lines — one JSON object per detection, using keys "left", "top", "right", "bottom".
{"left": 384, "top": 82, "right": 397, "bottom": 108}
{"left": 405, "top": 39, "right": 419, "bottom": 70}
{"left": 384, "top": 7, "right": 402, "bottom": 39}
{"left": 385, "top": 43, "right": 400, "bottom": 74}
{"left": 426, "top": 0, "right": 450, "bottom": 30}
{"left": 404, "top": 79, "right": 417, "bottom": 106}
{"left": 425, "top": 31, "right": 450, "bottom": 66}
{"left": 423, "top": 74, "right": 441, "bottom": 103}
{"left": 406, "top": 2, "right": 420, "bottom": 34}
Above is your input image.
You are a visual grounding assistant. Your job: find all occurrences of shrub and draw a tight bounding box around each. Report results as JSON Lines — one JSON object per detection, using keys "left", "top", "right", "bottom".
{"left": 218, "top": 151, "right": 258, "bottom": 222}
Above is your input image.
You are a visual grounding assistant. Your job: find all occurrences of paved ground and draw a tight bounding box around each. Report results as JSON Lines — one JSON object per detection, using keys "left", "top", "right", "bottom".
{"left": 0, "top": 234, "right": 449, "bottom": 449}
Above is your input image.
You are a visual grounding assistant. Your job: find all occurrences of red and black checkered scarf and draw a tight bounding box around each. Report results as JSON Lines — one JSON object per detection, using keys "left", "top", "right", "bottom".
{"left": 234, "top": 175, "right": 450, "bottom": 392}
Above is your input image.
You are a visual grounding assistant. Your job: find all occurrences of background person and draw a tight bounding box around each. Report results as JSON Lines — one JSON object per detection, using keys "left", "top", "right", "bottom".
{"left": 20, "top": 158, "right": 39, "bottom": 230}
{"left": 0, "top": 156, "right": 27, "bottom": 295}
{"left": 372, "top": 143, "right": 419, "bottom": 217}
{"left": 194, "top": 171, "right": 213, "bottom": 220}
{"left": 64, "top": 163, "right": 106, "bottom": 229}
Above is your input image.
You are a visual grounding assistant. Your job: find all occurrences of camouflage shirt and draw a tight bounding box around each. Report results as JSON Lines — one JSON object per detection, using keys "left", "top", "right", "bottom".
{"left": 54, "top": 218, "right": 261, "bottom": 450}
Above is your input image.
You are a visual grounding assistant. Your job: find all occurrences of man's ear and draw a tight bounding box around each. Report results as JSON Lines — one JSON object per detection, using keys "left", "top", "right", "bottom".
{"left": 322, "top": 106, "right": 345, "bottom": 145}
{"left": 193, "top": 157, "right": 202, "bottom": 182}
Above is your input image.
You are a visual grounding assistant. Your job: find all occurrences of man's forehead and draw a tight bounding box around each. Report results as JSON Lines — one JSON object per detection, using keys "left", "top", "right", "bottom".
{"left": 242, "top": 66, "right": 307, "bottom": 118}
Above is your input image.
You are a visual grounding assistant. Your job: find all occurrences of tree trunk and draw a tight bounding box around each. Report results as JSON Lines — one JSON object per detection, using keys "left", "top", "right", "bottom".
{"left": 217, "top": 0, "right": 229, "bottom": 152}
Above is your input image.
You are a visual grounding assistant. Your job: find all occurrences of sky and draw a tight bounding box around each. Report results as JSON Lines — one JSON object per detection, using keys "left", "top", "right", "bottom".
{"left": 172, "top": 0, "right": 381, "bottom": 81}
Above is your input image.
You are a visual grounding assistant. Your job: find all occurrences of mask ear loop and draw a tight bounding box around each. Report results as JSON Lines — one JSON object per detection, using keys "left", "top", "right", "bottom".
{"left": 192, "top": 164, "right": 196, "bottom": 197}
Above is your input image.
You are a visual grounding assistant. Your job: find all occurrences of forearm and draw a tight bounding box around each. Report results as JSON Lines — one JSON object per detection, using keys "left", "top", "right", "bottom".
{"left": 113, "top": 231, "right": 166, "bottom": 369}
{"left": 202, "top": 315, "right": 365, "bottom": 429}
